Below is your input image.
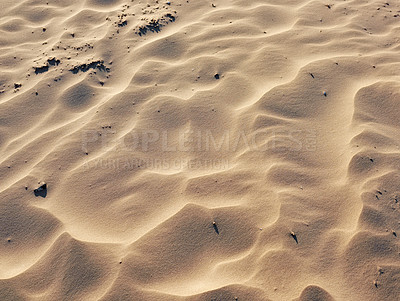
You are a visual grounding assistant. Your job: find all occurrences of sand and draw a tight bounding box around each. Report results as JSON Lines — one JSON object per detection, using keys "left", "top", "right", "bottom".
{"left": 1, "top": 0, "right": 400, "bottom": 300}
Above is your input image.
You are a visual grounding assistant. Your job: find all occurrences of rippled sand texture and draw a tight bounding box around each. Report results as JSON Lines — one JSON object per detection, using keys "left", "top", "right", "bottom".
{"left": 1, "top": 0, "right": 400, "bottom": 300}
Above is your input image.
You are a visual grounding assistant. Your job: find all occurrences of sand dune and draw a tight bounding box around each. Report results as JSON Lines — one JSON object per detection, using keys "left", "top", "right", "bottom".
{"left": 1, "top": 0, "right": 400, "bottom": 300}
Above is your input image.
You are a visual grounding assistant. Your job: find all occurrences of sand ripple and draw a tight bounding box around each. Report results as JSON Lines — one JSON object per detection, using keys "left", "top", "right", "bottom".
{"left": 1, "top": 0, "right": 400, "bottom": 300}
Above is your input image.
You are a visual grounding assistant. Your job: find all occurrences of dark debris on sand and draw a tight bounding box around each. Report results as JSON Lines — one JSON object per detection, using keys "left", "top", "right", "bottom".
{"left": 69, "top": 60, "right": 111, "bottom": 74}
{"left": 34, "top": 183, "right": 47, "bottom": 198}
{"left": 290, "top": 231, "right": 299, "bottom": 244}
{"left": 118, "top": 20, "right": 128, "bottom": 27}
{"left": 34, "top": 57, "right": 61, "bottom": 74}
{"left": 135, "top": 13, "right": 176, "bottom": 36}
{"left": 212, "top": 221, "right": 220, "bottom": 234}
{"left": 34, "top": 65, "right": 49, "bottom": 74}
{"left": 47, "top": 58, "right": 60, "bottom": 66}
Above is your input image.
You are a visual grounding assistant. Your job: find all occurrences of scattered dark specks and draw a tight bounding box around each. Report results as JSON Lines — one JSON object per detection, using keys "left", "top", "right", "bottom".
{"left": 214, "top": 73, "right": 220, "bottom": 79}
{"left": 290, "top": 231, "right": 298, "bottom": 244}
{"left": 212, "top": 221, "right": 219, "bottom": 234}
